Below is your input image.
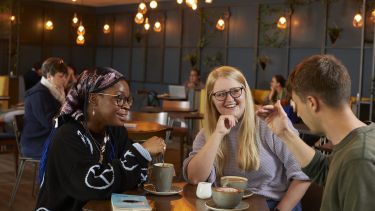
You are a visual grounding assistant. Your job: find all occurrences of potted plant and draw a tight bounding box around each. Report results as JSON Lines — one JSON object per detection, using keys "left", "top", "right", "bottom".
{"left": 134, "top": 29, "right": 143, "bottom": 43}
{"left": 203, "top": 51, "right": 223, "bottom": 70}
{"left": 257, "top": 55, "right": 270, "bottom": 70}
{"left": 183, "top": 53, "right": 198, "bottom": 69}
{"left": 328, "top": 25, "right": 343, "bottom": 45}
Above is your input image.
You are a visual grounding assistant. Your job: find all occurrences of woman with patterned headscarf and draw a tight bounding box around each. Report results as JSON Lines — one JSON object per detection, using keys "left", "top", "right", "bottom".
{"left": 36, "top": 67, "right": 166, "bottom": 211}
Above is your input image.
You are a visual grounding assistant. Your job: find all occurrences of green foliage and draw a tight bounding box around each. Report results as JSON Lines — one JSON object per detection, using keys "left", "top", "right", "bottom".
{"left": 183, "top": 53, "right": 198, "bottom": 69}
{"left": 259, "top": 4, "right": 288, "bottom": 48}
{"left": 286, "top": 0, "right": 338, "bottom": 4}
{"left": 183, "top": 9, "right": 224, "bottom": 69}
{"left": 203, "top": 51, "right": 223, "bottom": 70}
{"left": 0, "top": 0, "right": 12, "bottom": 13}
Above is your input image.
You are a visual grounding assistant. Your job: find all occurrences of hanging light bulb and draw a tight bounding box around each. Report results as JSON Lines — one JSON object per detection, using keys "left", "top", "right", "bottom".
{"left": 72, "top": 0, "right": 77, "bottom": 2}
{"left": 103, "top": 24, "right": 111, "bottom": 34}
{"left": 154, "top": 21, "right": 162, "bottom": 32}
{"left": 134, "top": 12, "right": 144, "bottom": 24}
{"left": 205, "top": 0, "right": 212, "bottom": 3}
{"left": 216, "top": 18, "right": 225, "bottom": 31}
{"left": 186, "top": 0, "right": 197, "bottom": 8}
{"left": 177, "top": 0, "right": 183, "bottom": 4}
{"left": 72, "top": 13, "right": 79, "bottom": 26}
{"left": 371, "top": 9, "right": 375, "bottom": 23}
{"left": 138, "top": 2, "right": 147, "bottom": 14}
{"left": 150, "top": 0, "right": 157, "bottom": 9}
{"left": 10, "top": 15, "right": 15, "bottom": 22}
{"left": 77, "top": 21, "right": 85, "bottom": 35}
{"left": 277, "top": 16, "right": 287, "bottom": 29}
{"left": 353, "top": 13, "right": 363, "bottom": 28}
{"left": 144, "top": 18, "right": 150, "bottom": 30}
{"left": 45, "top": 19, "right": 54, "bottom": 30}
{"left": 76, "top": 34, "right": 85, "bottom": 45}
{"left": 192, "top": 3, "right": 198, "bottom": 10}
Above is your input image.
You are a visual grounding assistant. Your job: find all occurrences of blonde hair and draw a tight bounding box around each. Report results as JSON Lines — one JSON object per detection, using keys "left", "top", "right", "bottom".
{"left": 203, "top": 66, "right": 259, "bottom": 177}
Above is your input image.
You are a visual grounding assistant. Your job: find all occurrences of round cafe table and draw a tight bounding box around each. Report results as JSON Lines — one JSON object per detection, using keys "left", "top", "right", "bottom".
{"left": 82, "top": 182, "right": 269, "bottom": 211}
{"left": 125, "top": 121, "right": 172, "bottom": 141}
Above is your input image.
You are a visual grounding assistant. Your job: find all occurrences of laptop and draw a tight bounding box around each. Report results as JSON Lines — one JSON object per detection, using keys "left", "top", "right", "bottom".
{"left": 168, "top": 85, "right": 187, "bottom": 99}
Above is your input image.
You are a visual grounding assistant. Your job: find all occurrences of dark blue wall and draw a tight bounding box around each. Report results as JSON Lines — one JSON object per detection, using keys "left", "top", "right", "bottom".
{"left": 95, "top": 0, "right": 374, "bottom": 100}
{"left": 3, "top": 0, "right": 374, "bottom": 109}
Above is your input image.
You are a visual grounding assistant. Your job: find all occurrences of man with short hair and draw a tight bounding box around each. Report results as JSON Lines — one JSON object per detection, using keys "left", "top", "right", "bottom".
{"left": 257, "top": 54, "right": 375, "bottom": 210}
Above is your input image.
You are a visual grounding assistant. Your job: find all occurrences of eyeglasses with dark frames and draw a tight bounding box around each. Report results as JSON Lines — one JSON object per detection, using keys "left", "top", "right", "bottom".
{"left": 211, "top": 87, "right": 244, "bottom": 101}
{"left": 96, "top": 93, "right": 133, "bottom": 107}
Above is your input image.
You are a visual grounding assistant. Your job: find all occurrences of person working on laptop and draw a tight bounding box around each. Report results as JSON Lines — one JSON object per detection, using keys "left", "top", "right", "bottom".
{"left": 257, "top": 54, "right": 375, "bottom": 210}
{"left": 184, "top": 69, "right": 205, "bottom": 90}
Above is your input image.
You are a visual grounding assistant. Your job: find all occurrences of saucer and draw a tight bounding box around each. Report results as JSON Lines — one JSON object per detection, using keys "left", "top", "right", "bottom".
{"left": 205, "top": 200, "right": 249, "bottom": 211}
{"left": 143, "top": 184, "right": 182, "bottom": 196}
{"left": 243, "top": 190, "right": 254, "bottom": 199}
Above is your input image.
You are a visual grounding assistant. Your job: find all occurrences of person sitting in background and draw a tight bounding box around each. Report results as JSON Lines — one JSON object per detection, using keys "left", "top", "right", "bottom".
{"left": 24, "top": 61, "right": 42, "bottom": 91}
{"left": 21, "top": 57, "right": 68, "bottom": 159}
{"left": 36, "top": 67, "right": 166, "bottom": 211}
{"left": 64, "top": 65, "right": 78, "bottom": 93}
{"left": 184, "top": 69, "right": 205, "bottom": 90}
{"left": 183, "top": 66, "right": 310, "bottom": 211}
{"left": 266, "top": 75, "right": 289, "bottom": 106}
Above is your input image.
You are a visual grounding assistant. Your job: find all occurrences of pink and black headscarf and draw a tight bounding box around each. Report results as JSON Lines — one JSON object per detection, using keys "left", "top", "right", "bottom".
{"left": 60, "top": 67, "right": 126, "bottom": 121}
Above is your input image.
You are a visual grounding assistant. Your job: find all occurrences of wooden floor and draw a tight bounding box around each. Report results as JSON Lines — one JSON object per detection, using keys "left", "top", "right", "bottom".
{"left": 0, "top": 154, "right": 37, "bottom": 211}
{"left": 0, "top": 139, "right": 183, "bottom": 211}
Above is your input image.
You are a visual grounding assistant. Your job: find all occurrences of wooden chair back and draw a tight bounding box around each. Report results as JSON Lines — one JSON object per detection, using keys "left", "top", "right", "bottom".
{"left": 126, "top": 111, "right": 168, "bottom": 125}
{"left": 12, "top": 114, "right": 24, "bottom": 157}
{"left": 162, "top": 100, "right": 191, "bottom": 112}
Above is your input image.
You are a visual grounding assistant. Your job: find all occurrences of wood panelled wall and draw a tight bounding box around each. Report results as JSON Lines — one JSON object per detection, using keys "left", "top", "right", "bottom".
{"left": 1, "top": 0, "right": 374, "bottom": 101}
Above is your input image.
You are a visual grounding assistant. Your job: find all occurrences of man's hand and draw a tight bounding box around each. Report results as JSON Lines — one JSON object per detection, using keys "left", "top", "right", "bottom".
{"left": 256, "top": 100, "right": 290, "bottom": 137}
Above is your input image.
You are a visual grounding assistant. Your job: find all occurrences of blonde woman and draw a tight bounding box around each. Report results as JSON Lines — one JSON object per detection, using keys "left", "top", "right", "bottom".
{"left": 183, "top": 66, "right": 310, "bottom": 211}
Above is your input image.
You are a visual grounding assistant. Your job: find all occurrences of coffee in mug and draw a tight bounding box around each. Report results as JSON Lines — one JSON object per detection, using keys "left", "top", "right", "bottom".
{"left": 152, "top": 163, "right": 174, "bottom": 192}
{"left": 212, "top": 187, "right": 244, "bottom": 209}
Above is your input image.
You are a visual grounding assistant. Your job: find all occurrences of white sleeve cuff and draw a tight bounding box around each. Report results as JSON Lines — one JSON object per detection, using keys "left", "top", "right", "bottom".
{"left": 132, "top": 143, "right": 152, "bottom": 162}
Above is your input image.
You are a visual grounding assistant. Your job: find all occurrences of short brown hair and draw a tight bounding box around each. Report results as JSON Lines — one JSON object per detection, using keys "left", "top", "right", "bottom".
{"left": 287, "top": 55, "right": 351, "bottom": 108}
{"left": 41, "top": 57, "right": 68, "bottom": 77}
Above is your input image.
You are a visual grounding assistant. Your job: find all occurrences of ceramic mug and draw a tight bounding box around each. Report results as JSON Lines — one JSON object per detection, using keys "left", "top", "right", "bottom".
{"left": 196, "top": 182, "right": 212, "bottom": 199}
{"left": 152, "top": 163, "right": 174, "bottom": 192}
{"left": 212, "top": 187, "right": 244, "bottom": 209}
{"left": 220, "top": 176, "right": 248, "bottom": 191}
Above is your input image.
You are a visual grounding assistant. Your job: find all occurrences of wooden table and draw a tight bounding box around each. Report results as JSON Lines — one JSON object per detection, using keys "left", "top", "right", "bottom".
{"left": 157, "top": 95, "right": 187, "bottom": 101}
{"left": 125, "top": 121, "right": 172, "bottom": 141}
{"left": 83, "top": 182, "right": 269, "bottom": 211}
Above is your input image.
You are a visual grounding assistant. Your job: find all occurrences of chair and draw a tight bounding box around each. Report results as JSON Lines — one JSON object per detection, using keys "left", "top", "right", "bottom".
{"left": 126, "top": 111, "right": 169, "bottom": 125}
{"left": 0, "top": 128, "right": 18, "bottom": 173}
{"left": 162, "top": 100, "right": 191, "bottom": 112}
{"left": 161, "top": 101, "right": 192, "bottom": 166}
{"left": 0, "top": 76, "right": 10, "bottom": 109}
{"left": 301, "top": 183, "right": 323, "bottom": 211}
{"left": 9, "top": 114, "right": 40, "bottom": 207}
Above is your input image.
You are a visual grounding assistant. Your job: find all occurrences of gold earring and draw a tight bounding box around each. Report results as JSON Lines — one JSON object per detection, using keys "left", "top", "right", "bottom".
{"left": 92, "top": 107, "right": 95, "bottom": 116}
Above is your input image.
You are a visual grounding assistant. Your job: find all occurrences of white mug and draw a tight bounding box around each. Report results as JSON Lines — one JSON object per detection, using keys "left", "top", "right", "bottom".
{"left": 196, "top": 182, "right": 212, "bottom": 199}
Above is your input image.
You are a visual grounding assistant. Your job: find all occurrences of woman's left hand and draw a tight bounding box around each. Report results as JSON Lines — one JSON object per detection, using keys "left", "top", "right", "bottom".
{"left": 141, "top": 136, "right": 166, "bottom": 156}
